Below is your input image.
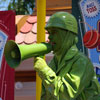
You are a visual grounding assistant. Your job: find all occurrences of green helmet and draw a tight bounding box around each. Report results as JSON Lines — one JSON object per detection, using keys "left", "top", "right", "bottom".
{"left": 45, "top": 12, "right": 78, "bottom": 34}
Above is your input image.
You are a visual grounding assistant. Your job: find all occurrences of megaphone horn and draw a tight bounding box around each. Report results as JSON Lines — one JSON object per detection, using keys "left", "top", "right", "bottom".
{"left": 4, "top": 40, "right": 52, "bottom": 68}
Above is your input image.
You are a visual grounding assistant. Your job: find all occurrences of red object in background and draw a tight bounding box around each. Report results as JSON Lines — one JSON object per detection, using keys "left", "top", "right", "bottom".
{"left": 0, "top": 11, "right": 15, "bottom": 100}
{"left": 83, "top": 30, "right": 100, "bottom": 49}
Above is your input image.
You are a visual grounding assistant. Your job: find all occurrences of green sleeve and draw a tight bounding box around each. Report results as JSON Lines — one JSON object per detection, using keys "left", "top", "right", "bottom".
{"left": 36, "top": 57, "right": 94, "bottom": 99}
{"left": 61, "top": 57, "right": 94, "bottom": 98}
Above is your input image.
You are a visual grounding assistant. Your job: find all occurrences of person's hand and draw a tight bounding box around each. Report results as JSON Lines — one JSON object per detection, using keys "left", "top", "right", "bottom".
{"left": 34, "top": 57, "right": 48, "bottom": 71}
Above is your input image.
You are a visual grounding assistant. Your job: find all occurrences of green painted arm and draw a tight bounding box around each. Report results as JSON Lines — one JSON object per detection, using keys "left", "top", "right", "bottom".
{"left": 34, "top": 56, "right": 99, "bottom": 100}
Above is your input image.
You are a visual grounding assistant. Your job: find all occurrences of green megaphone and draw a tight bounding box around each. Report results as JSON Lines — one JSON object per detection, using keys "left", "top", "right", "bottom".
{"left": 4, "top": 40, "right": 52, "bottom": 68}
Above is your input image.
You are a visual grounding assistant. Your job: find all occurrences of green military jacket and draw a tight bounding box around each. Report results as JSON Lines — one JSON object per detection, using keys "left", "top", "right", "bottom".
{"left": 36, "top": 45, "right": 100, "bottom": 100}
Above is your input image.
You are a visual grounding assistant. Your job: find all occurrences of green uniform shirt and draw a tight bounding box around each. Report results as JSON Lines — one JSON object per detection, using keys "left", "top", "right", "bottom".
{"left": 36, "top": 45, "right": 100, "bottom": 100}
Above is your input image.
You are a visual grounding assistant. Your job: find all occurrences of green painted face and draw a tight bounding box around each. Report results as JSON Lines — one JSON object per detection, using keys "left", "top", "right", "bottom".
{"left": 47, "top": 27, "right": 67, "bottom": 53}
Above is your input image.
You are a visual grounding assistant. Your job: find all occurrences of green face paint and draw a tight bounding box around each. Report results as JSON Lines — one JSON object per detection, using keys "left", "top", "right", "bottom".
{"left": 47, "top": 28, "right": 67, "bottom": 53}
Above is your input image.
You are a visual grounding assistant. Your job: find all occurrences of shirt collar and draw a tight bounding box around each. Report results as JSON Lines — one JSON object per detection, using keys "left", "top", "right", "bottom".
{"left": 56, "top": 45, "right": 78, "bottom": 73}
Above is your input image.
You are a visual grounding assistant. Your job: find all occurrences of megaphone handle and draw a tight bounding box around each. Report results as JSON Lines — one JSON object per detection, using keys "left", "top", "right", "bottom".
{"left": 34, "top": 56, "right": 45, "bottom": 67}
{"left": 34, "top": 55, "right": 44, "bottom": 59}
{"left": 39, "top": 55, "right": 44, "bottom": 59}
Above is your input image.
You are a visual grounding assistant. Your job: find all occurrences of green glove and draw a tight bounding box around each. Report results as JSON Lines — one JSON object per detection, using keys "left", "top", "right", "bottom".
{"left": 34, "top": 57, "right": 56, "bottom": 80}
{"left": 34, "top": 57, "right": 48, "bottom": 72}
